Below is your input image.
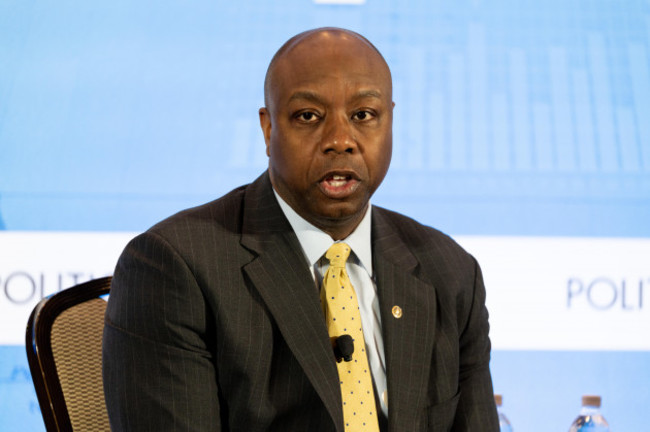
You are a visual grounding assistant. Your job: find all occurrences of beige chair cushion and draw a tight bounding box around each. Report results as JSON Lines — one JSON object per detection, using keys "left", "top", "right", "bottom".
{"left": 51, "top": 298, "right": 110, "bottom": 431}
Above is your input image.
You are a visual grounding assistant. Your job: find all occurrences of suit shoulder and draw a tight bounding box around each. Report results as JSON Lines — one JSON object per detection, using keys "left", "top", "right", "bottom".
{"left": 372, "top": 205, "right": 473, "bottom": 262}
{"left": 141, "top": 183, "right": 248, "bottom": 248}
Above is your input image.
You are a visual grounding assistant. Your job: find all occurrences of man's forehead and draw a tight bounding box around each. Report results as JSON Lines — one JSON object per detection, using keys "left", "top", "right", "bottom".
{"left": 277, "top": 61, "right": 391, "bottom": 106}
{"left": 264, "top": 27, "right": 391, "bottom": 108}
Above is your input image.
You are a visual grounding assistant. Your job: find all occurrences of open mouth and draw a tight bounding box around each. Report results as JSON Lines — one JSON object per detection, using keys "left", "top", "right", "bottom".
{"left": 319, "top": 173, "right": 360, "bottom": 198}
{"left": 325, "top": 174, "right": 352, "bottom": 187}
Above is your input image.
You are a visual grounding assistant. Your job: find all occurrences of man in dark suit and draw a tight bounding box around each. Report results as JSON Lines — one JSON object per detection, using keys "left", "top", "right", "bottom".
{"left": 103, "top": 27, "right": 499, "bottom": 431}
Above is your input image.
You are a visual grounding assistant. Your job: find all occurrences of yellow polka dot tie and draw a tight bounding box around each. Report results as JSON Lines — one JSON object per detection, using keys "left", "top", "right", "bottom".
{"left": 321, "top": 243, "right": 380, "bottom": 432}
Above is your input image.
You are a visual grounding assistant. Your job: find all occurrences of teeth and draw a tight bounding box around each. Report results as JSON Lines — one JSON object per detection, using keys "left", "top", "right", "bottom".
{"left": 327, "top": 175, "right": 348, "bottom": 187}
{"left": 324, "top": 174, "right": 351, "bottom": 188}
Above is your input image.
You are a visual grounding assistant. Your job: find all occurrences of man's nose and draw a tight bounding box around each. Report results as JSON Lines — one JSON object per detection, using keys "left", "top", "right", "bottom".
{"left": 321, "top": 115, "right": 357, "bottom": 154}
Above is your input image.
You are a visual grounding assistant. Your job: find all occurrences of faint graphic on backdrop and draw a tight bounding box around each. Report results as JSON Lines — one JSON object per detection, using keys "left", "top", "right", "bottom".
{"left": 0, "top": 0, "right": 647, "bottom": 235}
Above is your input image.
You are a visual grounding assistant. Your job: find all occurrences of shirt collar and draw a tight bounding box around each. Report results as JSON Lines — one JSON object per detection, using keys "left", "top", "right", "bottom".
{"left": 273, "top": 189, "right": 373, "bottom": 276}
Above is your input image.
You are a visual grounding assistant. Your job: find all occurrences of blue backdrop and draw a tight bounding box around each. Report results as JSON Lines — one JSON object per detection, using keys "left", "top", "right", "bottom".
{"left": 1, "top": 0, "right": 649, "bottom": 430}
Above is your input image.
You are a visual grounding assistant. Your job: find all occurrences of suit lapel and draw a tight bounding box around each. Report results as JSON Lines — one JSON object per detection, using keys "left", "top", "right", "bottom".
{"left": 372, "top": 208, "right": 437, "bottom": 431}
{"left": 240, "top": 173, "right": 344, "bottom": 431}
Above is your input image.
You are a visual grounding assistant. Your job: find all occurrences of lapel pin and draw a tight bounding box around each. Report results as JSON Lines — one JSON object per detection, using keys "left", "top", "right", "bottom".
{"left": 391, "top": 305, "right": 403, "bottom": 319}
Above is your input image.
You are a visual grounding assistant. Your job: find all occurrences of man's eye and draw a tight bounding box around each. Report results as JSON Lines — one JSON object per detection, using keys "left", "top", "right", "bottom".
{"left": 297, "top": 112, "right": 318, "bottom": 122}
{"left": 353, "top": 111, "right": 374, "bottom": 121}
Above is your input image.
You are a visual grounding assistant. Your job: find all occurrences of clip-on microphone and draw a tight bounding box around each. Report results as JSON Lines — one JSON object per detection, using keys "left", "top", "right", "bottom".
{"left": 333, "top": 334, "right": 354, "bottom": 362}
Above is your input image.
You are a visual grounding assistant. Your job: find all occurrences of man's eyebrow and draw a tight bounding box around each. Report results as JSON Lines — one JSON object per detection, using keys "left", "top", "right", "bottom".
{"left": 353, "top": 90, "right": 383, "bottom": 100}
{"left": 287, "top": 90, "right": 384, "bottom": 106}
{"left": 288, "top": 91, "right": 325, "bottom": 104}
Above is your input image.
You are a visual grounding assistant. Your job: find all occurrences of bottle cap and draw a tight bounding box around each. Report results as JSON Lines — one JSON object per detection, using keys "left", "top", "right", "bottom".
{"left": 494, "top": 394, "right": 503, "bottom": 406}
{"left": 582, "top": 395, "right": 601, "bottom": 407}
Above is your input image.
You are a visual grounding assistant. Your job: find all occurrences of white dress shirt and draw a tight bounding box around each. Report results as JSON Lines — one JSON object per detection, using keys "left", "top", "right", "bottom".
{"left": 273, "top": 190, "right": 388, "bottom": 416}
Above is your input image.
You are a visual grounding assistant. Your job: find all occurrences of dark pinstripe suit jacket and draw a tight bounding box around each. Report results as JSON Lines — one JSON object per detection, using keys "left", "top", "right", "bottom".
{"left": 103, "top": 172, "right": 498, "bottom": 431}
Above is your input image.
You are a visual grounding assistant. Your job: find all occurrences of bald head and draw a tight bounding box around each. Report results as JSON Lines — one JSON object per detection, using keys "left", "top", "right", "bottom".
{"left": 263, "top": 27, "right": 392, "bottom": 111}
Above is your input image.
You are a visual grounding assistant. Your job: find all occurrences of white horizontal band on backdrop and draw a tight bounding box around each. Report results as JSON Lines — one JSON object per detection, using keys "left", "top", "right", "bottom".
{"left": 1, "top": 232, "right": 648, "bottom": 350}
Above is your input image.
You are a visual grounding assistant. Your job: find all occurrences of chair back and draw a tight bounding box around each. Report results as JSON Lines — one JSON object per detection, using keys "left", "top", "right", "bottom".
{"left": 26, "top": 276, "right": 112, "bottom": 431}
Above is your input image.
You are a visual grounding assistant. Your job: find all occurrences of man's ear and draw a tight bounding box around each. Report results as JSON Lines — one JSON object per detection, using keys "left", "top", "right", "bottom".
{"left": 259, "top": 107, "right": 272, "bottom": 157}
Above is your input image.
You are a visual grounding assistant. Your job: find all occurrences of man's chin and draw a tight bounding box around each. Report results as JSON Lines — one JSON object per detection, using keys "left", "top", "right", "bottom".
{"left": 310, "top": 201, "right": 369, "bottom": 227}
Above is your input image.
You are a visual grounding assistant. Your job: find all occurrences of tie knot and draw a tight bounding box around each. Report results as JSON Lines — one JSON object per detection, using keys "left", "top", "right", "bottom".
{"left": 325, "top": 242, "right": 351, "bottom": 268}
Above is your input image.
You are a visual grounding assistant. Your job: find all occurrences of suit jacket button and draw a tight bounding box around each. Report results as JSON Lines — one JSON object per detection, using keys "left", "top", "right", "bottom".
{"left": 391, "top": 305, "right": 402, "bottom": 319}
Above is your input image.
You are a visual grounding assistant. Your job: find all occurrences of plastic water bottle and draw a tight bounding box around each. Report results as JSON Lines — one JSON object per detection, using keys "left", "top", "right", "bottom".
{"left": 568, "top": 395, "right": 610, "bottom": 431}
{"left": 494, "top": 394, "right": 513, "bottom": 432}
